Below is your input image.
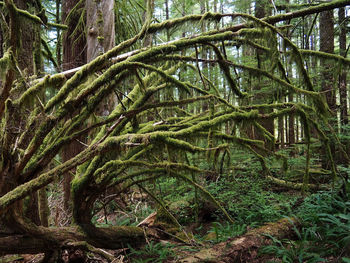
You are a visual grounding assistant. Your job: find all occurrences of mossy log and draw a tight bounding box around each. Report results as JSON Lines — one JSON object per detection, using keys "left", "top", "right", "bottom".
{"left": 266, "top": 175, "right": 329, "bottom": 191}
{"left": 179, "top": 218, "right": 299, "bottom": 263}
{"left": 0, "top": 225, "right": 144, "bottom": 254}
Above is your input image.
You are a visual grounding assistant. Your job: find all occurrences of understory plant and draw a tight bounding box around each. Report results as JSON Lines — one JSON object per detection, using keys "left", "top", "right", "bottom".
{"left": 260, "top": 191, "right": 350, "bottom": 262}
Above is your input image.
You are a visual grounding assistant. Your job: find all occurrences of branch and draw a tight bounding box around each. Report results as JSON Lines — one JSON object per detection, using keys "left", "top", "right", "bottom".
{"left": 31, "top": 0, "right": 350, "bottom": 85}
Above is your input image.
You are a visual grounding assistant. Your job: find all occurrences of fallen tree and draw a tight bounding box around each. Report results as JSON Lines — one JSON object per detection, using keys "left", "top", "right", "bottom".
{"left": 180, "top": 218, "right": 300, "bottom": 263}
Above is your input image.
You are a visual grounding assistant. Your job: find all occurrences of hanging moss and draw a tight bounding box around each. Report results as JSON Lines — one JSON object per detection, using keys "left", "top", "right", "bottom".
{"left": 209, "top": 44, "right": 247, "bottom": 98}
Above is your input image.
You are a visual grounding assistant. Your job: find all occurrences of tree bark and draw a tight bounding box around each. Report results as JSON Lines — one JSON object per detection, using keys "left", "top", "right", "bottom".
{"left": 61, "top": 0, "right": 87, "bottom": 211}
{"left": 319, "top": 9, "right": 335, "bottom": 169}
{"left": 320, "top": 10, "right": 335, "bottom": 111}
{"left": 252, "top": 0, "right": 275, "bottom": 151}
{"left": 86, "top": 0, "right": 116, "bottom": 116}
{"left": 12, "top": 0, "right": 42, "bottom": 75}
{"left": 4, "top": 0, "right": 43, "bottom": 226}
{"left": 86, "top": 0, "right": 115, "bottom": 62}
{"left": 338, "top": 7, "right": 348, "bottom": 127}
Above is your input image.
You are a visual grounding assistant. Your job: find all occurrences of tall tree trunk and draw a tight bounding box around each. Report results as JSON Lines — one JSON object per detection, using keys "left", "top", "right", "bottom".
{"left": 338, "top": 7, "right": 348, "bottom": 127}
{"left": 0, "top": 21, "right": 3, "bottom": 58}
{"left": 165, "top": 0, "right": 170, "bottom": 41}
{"left": 253, "top": 0, "right": 275, "bottom": 151}
{"left": 143, "top": 0, "right": 154, "bottom": 47}
{"left": 13, "top": 0, "right": 42, "bottom": 76}
{"left": 319, "top": 9, "right": 335, "bottom": 169}
{"left": 320, "top": 11, "right": 335, "bottom": 112}
{"left": 338, "top": 7, "right": 348, "bottom": 165}
{"left": 86, "top": 0, "right": 115, "bottom": 62}
{"left": 86, "top": 0, "right": 116, "bottom": 116}
{"left": 61, "top": 0, "right": 87, "bottom": 212}
{"left": 56, "top": 0, "right": 62, "bottom": 71}
{"left": 62, "top": 0, "right": 86, "bottom": 71}
{"left": 12, "top": 0, "right": 42, "bottom": 226}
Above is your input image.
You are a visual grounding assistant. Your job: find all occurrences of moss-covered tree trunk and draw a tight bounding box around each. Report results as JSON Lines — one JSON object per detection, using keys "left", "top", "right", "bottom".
{"left": 7, "top": 0, "right": 43, "bottom": 226}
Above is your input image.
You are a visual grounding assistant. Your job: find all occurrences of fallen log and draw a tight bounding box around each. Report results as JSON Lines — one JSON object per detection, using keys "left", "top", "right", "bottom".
{"left": 180, "top": 217, "right": 299, "bottom": 263}
{"left": 266, "top": 175, "right": 330, "bottom": 191}
{"left": 0, "top": 225, "right": 144, "bottom": 255}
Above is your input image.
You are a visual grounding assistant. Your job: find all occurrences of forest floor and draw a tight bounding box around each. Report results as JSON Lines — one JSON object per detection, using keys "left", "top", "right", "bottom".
{"left": 1, "top": 151, "right": 349, "bottom": 263}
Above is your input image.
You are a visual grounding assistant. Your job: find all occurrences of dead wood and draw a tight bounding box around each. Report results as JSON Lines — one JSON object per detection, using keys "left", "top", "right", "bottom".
{"left": 179, "top": 217, "right": 299, "bottom": 263}
{"left": 0, "top": 225, "right": 144, "bottom": 255}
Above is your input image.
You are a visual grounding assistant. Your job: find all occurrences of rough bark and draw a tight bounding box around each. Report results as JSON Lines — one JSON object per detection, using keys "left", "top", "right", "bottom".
{"left": 319, "top": 9, "right": 335, "bottom": 169}
{"left": 61, "top": 0, "right": 87, "bottom": 211}
{"left": 320, "top": 10, "right": 335, "bottom": 112}
{"left": 86, "top": 0, "right": 115, "bottom": 62}
{"left": 62, "top": 0, "right": 86, "bottom": 71}
{"left": 0, "top": 21, "right": 3, "bottom": 58}
{"left": 338, "top": 7, "right": 348, "bottom": 126}
{"left": 12, "top": 0, "right": 42, "bottom": 75}
{"left": 86, "top": 0, "right": 116, "bottom": 117}
{"left": 56, "top": 0, "right": 62, "bottom": 71}
{"left": 3, "top": 0, "right": 43, "bottom": 226}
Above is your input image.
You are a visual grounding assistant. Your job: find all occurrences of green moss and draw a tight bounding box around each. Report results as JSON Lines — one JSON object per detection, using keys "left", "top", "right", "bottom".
{"left": 0, "top": 48, "right": 12, "bottom": 80}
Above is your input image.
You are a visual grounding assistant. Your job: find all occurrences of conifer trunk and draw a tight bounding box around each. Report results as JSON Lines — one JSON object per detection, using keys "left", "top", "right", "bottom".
{"left": 319, "top": 9, "right": 335, "bottom": 169}
{"left": 253, "top": 0, "right": 275, "bottom": 151}
{"left": 338, "top": 7, "right": 348, "bottom": 127}
{"left": 61, "top": 0, "right": 87, "bottom": 211}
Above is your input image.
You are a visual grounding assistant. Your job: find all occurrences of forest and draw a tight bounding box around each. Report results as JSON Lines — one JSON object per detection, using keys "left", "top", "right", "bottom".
{"left": 0, "top": 0, "right": 350, "bottom": 262}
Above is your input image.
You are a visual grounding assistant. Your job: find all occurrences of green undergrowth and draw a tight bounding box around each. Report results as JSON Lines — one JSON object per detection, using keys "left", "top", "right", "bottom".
{"left": 260, "top": 191, "right": 350, "bottom": 262}
{"left": 127, "top": 242, "right": 176, "bottom": 263}
{"left": 89, "top": 146, "right": 349, "bottom": 263}
{"left": 158, "top": 150, "right": 300, "bottom": 226}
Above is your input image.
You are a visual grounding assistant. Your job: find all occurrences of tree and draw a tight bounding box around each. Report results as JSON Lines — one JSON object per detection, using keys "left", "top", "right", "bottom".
{"left": 61, "top": 0, "right": 87, "bottom": 212}
{"left": 338, "top": 7, "right": 348, "bottom": 127}
{"left": 0, "top": 0, "right": 349, "bottom": 259}
{"left": 319, "top": 8, "right": 336, "bottom": 169}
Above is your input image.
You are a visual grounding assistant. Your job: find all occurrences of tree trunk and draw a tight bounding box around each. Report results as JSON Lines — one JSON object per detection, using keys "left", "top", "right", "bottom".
{"left": 0, "top": 21, "right": 3, "bottom": 58}
{"left": 12, "top": 0, "right": 42, "bottom": 75}
{"left": 165, "top": 0, "right": 170, "bottom": 41}
{"left": 338, "top": 7, "right": 348, "bottom": 127}
{"left": 61, "top": 0, "right": 87, "bottom": 211}
{"left": 62, "top": 0, "right": 86, "bottom": 71}
{"left": 252, "top": 0, "right": 275, "bottom": 151}
{"left": 86, "top": 0, "right": 116, "bottom": 117}
{"left": 320, "top": 11, "right": 335, "bottom": 112}
{"left": 319, "top": 9, "right": 335, "bottom": 169}
{"left": 86, "top": 0, "right": 115, "bottom": 62}
{"left": 7, "top": 0, "right": 43, "bottom": 226}
{"left": 56, "top": 0, "right": 62, "bottom": 71}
